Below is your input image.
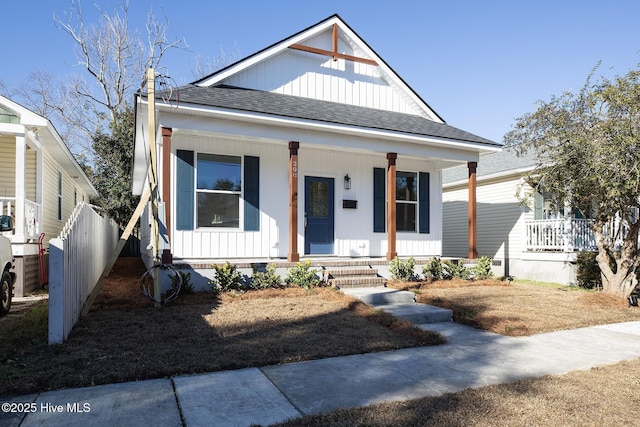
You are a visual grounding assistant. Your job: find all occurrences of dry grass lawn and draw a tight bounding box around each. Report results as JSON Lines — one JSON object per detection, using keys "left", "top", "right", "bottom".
{"left": 275, "top": 358, "right": 640, "bottom": 427}
{"left": 2, "top": 259, "right": 640, "bottom": 426}
{"left": 0, "top": 258, "right": 440, "bottom": 397}
{"left": 277, "top": 278, "right": 640, "bottom": 426}
{"left": 388, "top": 279, "right": 639, "bottom": 336}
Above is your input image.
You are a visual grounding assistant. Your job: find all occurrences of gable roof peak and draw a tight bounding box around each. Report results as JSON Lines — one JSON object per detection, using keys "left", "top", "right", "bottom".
{"left": 193, "top": 15, "right": 444, "bottom": 122}
{"left": 193, "top": 14, "right": 353, "bottom": 85}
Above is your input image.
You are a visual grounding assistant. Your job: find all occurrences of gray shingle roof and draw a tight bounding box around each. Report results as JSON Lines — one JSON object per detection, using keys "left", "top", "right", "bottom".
{"left": 442, "top": 146, "right": 538, "bottom": 184}
{"left": 155, "top": 85, "right": 499, "bottom": 147}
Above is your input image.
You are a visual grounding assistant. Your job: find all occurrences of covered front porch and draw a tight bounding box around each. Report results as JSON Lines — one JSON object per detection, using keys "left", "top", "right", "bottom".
{"left": 0, "top": 110, "right": 45, "bottom": 300}
{"left": 0, "top": 107, "right": 44, "bottom": 245}
{"left": 151, "top": 130, "right": 487, "bottom": 264}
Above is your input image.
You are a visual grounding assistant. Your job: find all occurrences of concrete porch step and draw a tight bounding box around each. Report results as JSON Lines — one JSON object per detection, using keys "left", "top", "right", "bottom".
{"left": 341, "top": 287, "right": 416, "bottom": 304}
{"left": 324, "top": 266, "right": 385, "bottom": 288}
{"left": 330, "top": 277, "right": 386, "bottom": 288}
{"left": 341, "top": 287, "right": 453, "bottom": 324}
{"left": 374, "top": 303, "right": 453, "bottom": 324}
{"left": 324, "top": 268, "right": 379, "bottom": 278}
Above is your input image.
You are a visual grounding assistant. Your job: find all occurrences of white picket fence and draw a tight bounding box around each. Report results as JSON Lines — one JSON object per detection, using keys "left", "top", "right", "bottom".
{"left": 48, "top": 203, "right": 119, "bottom": 344}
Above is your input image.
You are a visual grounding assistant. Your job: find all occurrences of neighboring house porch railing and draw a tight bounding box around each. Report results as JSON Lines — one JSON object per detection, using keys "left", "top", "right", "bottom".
{"left": 525, "top": 218, "right": 596, "bottom": 252}
{"left": 0, "top": 197, "right": 42, "bottom": 240}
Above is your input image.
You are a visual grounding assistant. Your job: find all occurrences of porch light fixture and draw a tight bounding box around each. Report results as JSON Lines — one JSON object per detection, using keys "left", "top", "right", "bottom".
{"left": 344, "top": 174, "right": 351, "bottom": 190}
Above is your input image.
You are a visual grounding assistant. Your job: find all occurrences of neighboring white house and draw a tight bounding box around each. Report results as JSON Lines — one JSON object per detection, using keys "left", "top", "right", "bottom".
{"left": 132, "top": 14, "right": 500, "bottom": 269}
{"left": 442, "top": 146, "right": 596, "bottom": 284}
{"left": 0, "top": 95, "right": 98, "bottom": 296}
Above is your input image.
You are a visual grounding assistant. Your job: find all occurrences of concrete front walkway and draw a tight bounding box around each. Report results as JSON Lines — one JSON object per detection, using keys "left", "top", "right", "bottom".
{"left": 3, "top": 320, "right": 640, "bottom": 427}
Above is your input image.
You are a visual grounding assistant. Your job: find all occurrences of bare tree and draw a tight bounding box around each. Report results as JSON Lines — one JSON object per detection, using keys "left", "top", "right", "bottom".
{"left": 13, "top": 69, "right": 84, "bottom": 152}
{"left": 0, "top": 77, "right": 11, "bottom": 97}
{"left": 41, "top": 0, "right": 186, "bottom": 159}
{"left": 5, "top": 1, "right": 188, "bottom": 159}
{"left": 190, "top": 44, "right": 242, "bottom": 80}
{"left": 14, "top": 69, "right": 62, "bottom": 118}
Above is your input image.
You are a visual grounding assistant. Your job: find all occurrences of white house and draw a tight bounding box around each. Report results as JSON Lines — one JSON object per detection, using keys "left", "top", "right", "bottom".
{"left": 0, "top": 95, "right": 98, "bottom": 296}
{"left": 442, "top": 146, "right": 596, "bottom": 284}
{"left": 132, "top": 15, "right": 500, "bottom": 270}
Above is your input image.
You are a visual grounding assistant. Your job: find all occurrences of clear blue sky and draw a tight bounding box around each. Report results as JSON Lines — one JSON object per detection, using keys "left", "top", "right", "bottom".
{"left": 3, "top": 0, "right": 639, "bottom": 144}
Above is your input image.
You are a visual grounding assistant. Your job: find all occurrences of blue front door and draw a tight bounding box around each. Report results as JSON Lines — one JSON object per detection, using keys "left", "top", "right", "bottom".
{"left": 305, "top": 176, "right": 334, "bottom": 254}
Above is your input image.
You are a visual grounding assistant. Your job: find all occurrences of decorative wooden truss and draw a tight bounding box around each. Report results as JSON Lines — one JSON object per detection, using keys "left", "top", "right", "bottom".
{"left": 289, "top": 23, "right": 378, "bottom": 66}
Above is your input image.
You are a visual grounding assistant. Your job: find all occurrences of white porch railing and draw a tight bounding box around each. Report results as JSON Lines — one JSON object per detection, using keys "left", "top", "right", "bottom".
{"left": 0, "top": 197, "right": 42, "bottom": 240}
{"left": 48, "top": 203, "right": 119, "bottom": 344}
{"left": 525, "top": 218, "right": 596, "bottom": 252}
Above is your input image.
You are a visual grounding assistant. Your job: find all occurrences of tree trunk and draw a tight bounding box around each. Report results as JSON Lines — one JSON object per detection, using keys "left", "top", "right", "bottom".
{"left": 600, "top": 267, "right": 637, "bottom": 299}
{"left": 593, "top": 223, "right": 639, "bottom": 299}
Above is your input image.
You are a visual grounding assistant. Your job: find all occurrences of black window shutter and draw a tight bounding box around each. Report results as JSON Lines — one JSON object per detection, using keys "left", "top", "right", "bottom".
{"left": 175, "top": 150, "right": 194, "bottom": 230}
{"left": 419, "top": 172, "right": 430, "bottom": 234}
{"left": 244, "top": 156, "right": 260, "bottom": 231}
{"left": 373, "top": 167, "right": 385, "bottom": 232}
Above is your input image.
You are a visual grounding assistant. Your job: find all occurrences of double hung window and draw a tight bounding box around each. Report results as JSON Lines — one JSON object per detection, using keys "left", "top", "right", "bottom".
{"left": 373, "top": 168, "right": 429, "bottom": 234}
{"left": 396, "top": 171, "right": 417, "bottom": 232}
{"left": 196, "top": 154, "right": 241, "bottom": 228}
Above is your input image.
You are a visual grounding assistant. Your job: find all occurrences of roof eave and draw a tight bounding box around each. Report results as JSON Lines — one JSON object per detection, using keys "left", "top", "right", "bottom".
{"left": 147, "top": 97, "right": 501, "bottom": 152}
{"left": 443, "top": 165, "right": 537, "bottom": 189}
{"left": 41, "top": 120, "right": 99, "bottom": 198}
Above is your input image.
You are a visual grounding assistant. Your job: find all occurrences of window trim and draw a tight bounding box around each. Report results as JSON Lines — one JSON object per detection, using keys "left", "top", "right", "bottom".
{"left": 396, "top": 170, "right": 418, "bottom": 233}
{"left": 194, "top": 152, "right": 244, "bottom": 230}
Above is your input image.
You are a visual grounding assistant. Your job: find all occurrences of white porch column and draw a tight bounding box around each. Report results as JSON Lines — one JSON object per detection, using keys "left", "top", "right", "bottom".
{"left": 14, "top": 133, "right": 27, "bottom": 243}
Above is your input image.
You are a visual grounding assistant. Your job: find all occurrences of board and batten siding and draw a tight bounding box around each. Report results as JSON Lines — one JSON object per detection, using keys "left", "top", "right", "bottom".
{"left": 170, "top": 133, "right": 442, "bottom": 259}
{"left": 171, "top": 134, "right": 289, "bottom": 259}
{"left": 299, "top": 147, "right": 441, "bottom": 257}
{"left": 443, "top": 176, "right": 528, "bottom": 259}
{"left": 221, "top": 46, "right": 424, "bottom": 117}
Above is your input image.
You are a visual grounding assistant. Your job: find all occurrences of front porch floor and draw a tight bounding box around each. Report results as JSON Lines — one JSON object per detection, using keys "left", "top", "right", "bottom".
{"left": 170, "top": 256, "right": 441, "bottom": 270}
